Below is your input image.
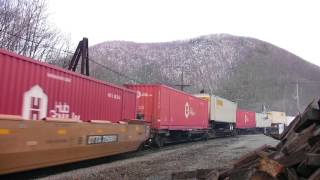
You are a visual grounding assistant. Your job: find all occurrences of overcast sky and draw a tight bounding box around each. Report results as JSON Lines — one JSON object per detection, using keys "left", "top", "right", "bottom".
{"left": 48, "top": 0, "right": 320, "bottom": 66}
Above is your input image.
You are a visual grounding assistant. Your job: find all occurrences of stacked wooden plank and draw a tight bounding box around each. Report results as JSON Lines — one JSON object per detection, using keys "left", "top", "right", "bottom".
{"left": 172, "top": 99, "right": 320, "bottom": 180}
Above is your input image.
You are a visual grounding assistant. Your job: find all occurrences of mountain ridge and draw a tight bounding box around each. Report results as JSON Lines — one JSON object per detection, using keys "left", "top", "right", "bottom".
{"left": 89, "top": 34, "right": 320, "bottom": 115}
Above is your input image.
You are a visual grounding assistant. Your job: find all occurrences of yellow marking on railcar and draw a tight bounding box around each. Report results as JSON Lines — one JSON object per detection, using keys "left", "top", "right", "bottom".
{"left": 57, "top": 129, "right": 67, "bottom": 135}
{"left": 217, "top": 99, "right": 224, "bottom": 106}
{"left": 96, "top": 129, "right": 103, "bottom": 133}
{"left": 120, "top": 127, "right": 127, "bottom": 132}
{"left": 0, "top": 129, "right": 10, "bottom": 135}
{"left": 198, "top": 96, "right": 210, "bottom": 102}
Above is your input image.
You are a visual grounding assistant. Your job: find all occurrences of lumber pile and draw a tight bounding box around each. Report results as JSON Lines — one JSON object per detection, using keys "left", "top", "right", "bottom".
{"left": 172, "top": 99, "right": 320, "bottom": 180}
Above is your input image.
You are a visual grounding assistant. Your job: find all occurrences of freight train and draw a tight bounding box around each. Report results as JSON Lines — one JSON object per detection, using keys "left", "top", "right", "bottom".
{"left": 0, "top": 49, "right": 291, "bottom": 174}
{"left": 0, "top": 49, "right": 149, "bottom": 174}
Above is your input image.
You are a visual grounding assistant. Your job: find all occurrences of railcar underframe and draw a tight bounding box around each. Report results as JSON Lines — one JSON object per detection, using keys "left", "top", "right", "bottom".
{"left": 0, "top": 115, "right": 148, "bottom": 175}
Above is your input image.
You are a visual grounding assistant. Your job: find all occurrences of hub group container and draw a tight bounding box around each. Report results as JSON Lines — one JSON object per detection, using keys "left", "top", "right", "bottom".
{"left": 125, "top": 84, "right": 209, "bottom": 130}
{"left": 0, "top": 49, "right": 149, "bottom": 175}
{"left": 236, "top": 109, "right": 256, "bottom": 129}
{"left": 0, "top": 49, "right": 137, "bottom": 122}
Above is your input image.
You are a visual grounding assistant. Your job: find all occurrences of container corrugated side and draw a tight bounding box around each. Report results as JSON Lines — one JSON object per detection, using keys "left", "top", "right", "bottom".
{"left": 236, "top": 109, "right": 256, "bottom": 129}
{"left": 210, "top": 96, "right": 237, "bottom": 123}
{"left": 161, "top": 86, "right": 209, "bottom": 130}
{"left": 126, "top": 84, "right": 209, "bottom": 130}
{"left": 255, "top": 113, "right": 271, "bottom": 128}
{"left": 0, "top": 49, "right": 136, "bottom": 122}
{"left": 193, "top": 94, "right": 210, "bottom": 116}
{"left": 125, "top": 85, "right": 159, "bottom": 125}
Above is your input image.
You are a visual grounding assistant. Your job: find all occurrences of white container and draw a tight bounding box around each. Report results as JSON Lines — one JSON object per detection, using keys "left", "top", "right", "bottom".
{"left": 194, "top": 94, "right": 237, "bottom": 123}
{"left": 286, "top": 116, "right": 296, "bottom": 126}
{"left": 278, "top": 123, "right": 285, "bottom": 134}
{"left": 256, "top": 113, "right": 271, "bottom": 128}
{"left": 267, "top": 111, "right": 286, "bottom": 124}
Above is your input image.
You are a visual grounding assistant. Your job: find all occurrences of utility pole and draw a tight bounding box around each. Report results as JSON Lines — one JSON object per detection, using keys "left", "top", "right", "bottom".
{"left": 296, "top": 80, "right": 300, "bottom": 112}
{"left": 181, "top": 71, "right": 184, "bottom": 91}
{"left": 175, "top": 67, "right": 190, "bottom": 91}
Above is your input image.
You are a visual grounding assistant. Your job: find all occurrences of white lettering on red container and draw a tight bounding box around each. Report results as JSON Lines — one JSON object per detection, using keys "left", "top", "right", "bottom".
{"left": 136, "top": 91, "right": 152, "bottom": 99}
{"left": 22, "top": 85, "right": 48, "bottom": 120}
{"left": 138, "top": 105, "right": 145, "bottom": 110}
{"left": 50, "top": 102, "right": 80, "bottom": 120}
{"left": 184, "top": 102, "right": 195, "bottom": 119}
{"left": 107, "top": 93, "right": 121, "bottom": 100}
{"left": 47, "top": 73, "right": 71, "bottom": 83}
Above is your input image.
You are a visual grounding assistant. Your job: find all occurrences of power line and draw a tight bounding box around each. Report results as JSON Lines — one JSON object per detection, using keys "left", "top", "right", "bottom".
{"left": 4, "top": 30, "right": 319, "bottom": 86}
{"left": 0, "top": 30, "right": 143, "bottom": 83}
{"left": 89, "top": 59, "right": 144, "bottom": 83}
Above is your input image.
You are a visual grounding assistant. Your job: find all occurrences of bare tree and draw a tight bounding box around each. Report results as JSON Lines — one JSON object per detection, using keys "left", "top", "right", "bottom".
{"left": 0, "top": 0, "right": 71, "bottom": 61}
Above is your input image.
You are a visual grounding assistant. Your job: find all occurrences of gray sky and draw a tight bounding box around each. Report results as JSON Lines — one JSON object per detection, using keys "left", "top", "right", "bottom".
{"left": 48, "top": 0, "right": 320, "bottom": 66}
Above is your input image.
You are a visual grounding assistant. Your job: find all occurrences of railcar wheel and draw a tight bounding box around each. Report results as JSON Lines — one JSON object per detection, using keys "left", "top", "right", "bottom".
{"left": 203, "top": 133, "right": 209, "bottom": 141}
{"left": 154, "top": 135, "right": 164, "bottom": 148}
{"left": 232, "top": 129, "right": 238, "bottom": 136}
{"left": 136, "top": 142, "right": 145, "bottom": 151}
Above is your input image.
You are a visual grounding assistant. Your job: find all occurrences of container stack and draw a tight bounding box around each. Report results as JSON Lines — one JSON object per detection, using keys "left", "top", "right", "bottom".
{"left": 172, "top": 99, "right": 320, "bottom": 180}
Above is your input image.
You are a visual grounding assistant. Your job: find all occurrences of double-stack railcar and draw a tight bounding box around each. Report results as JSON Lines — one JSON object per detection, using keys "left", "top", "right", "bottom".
{"left": 0, "top": 49, "right": 148, "bottom": 175}
{"left": 0, "top": 50, "right": 138, "bottom": 122}
{"left": 125, "top": 84, "right": 209, "bottom": 147}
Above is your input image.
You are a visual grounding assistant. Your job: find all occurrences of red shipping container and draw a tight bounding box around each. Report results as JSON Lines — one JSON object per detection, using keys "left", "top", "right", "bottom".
{"left": 125, "top": 84, "right": 209, "bottom": 130}
{"left": 236, "top": 109, "right": 256, "bottom": 129}
{"left": 0, "top": 49, "right": 136, "bottom": 122}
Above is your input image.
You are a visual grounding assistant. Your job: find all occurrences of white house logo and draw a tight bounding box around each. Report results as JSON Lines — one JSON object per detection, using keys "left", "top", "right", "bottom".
{"left": 22, "top": 85, "right": 80, "bottom": 121}
{"left": 22, "top": 85, "right": 48, "bottom": 120}
{"left": 184, "top": 102, "right": 195, "bottom": 119}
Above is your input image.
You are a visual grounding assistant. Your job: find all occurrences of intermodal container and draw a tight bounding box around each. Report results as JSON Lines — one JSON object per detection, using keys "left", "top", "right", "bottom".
{"left": 255, "top": 113, "right": 271, "bottom": 128}
{"left": 0, "top": 49, "right": 137, "bottom": 122}
{"left": 194, "top": 94, "right": 237, "bottom": 123}
{"left": 125, "top": 84, "right": 209, "bottom": 130}
{"left": 236, "top": 109, "right": 256, "bottom": 129}
{"left": 286, "top": 116, "right": 295, "bottom": 126}
{"left": 267, "top": 111, "right": 286, "bottom": 124}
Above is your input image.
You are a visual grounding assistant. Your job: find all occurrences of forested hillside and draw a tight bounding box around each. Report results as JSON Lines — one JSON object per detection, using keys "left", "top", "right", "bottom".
{"left": 89, "top": 34, "right": 320, "bottom": 115}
